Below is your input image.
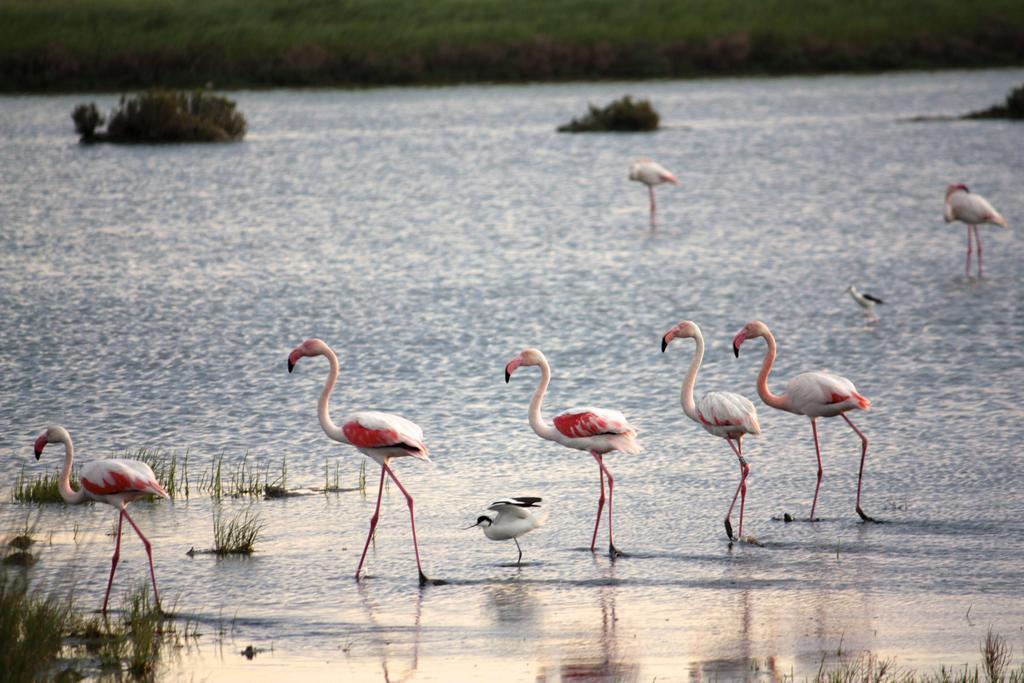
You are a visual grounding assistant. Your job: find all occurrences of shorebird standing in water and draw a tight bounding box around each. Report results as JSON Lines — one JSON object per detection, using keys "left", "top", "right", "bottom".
{"left": 847, "top": 285, "right": 883, "bottom": 322}
{"left": 467, "top": 497, "right": 549, "bottom": 565}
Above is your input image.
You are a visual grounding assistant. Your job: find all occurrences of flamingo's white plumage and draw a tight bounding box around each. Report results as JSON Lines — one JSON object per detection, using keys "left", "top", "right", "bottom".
{"left": 662, "top": 321, "right": 760, "bottom": 540}
{"left": 33, "top": 426, "right": 168, "bottom": 612}
{"left": 504, "top": 348, "right": 640, "bottom": 557}
{"left": 944, "top": 184, "right": 1008, "bottom": 277}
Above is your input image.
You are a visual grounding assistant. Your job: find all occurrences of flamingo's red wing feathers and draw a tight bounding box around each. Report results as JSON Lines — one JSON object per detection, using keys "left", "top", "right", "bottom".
{"left": 554, "top": 410, "right": 627, "bottom": 439}
{"left": 343, "top": 422, "right": 402, "bottom": 449}
{"left": 82, "top": 470, "right": 158, "bottom": 496}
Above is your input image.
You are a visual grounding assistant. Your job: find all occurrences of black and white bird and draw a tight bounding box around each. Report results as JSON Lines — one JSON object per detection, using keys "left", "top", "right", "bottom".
{"left": 847, "top": 285, "right": 883, "bottom": 322}
{"left": 467, "top": 497, "right": 549, "bottom": 565}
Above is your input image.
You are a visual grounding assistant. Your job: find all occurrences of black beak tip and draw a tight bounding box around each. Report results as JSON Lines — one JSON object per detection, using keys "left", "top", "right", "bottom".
{"left": 504, "top": 369, "right": 511, "bottom": 383}
{"left": 34, "top": 451, "right": 41, "bottom": 460}
{"left": 733, "top": 344, "right": 740, "bottom": 358}
{"left": 661, "top": 337, "right": 668, "bottom": 353}
{"left": 287, "top": 360, "right": 295, "bottom": 373}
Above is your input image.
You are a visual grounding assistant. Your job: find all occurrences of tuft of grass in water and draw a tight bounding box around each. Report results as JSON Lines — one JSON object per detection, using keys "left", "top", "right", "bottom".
{"left": 557, "top": 95, "right": 659, "bottom": 132}
{"left": 74, "top": 90, "right": 246, "bottom": 143}
{"left": 12, "top": 466, "right": 68, "bottom": 504}
{"left": 198, "top": 453, "right": 288, "bottom": 499}
{"left": 213, "top": 507, "right": 265, "bottom": 555}
{"left": 132, "top": 447, "right": 189, "bottom": 499}
{"left": 965, "top": 83, "right": 1024, "bottom": 120}
{"left": 0, "top": 571, "right": 73, "bottom": 681}
{"left": 980, "top": 628, "right": 1013, "bottom": 683}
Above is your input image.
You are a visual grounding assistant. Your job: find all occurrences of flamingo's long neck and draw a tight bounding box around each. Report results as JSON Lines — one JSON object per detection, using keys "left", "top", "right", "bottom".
{"left": 317, "top": 347, "right": 350, "bottom": 444}
{"left": 756, "top": 331, "right": 791, "bottom": 412}
{"left": 679, "top": 332, "right": 703, "bottom": 424}
{"left": 528, "top": 358, "right": 560, "bottom": 442}
{"left": 57, "top": 436, "right": 86, "bottom": 505}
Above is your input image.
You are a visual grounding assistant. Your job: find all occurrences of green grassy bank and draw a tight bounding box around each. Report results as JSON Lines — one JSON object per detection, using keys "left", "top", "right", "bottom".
{"left": 2, "top": 0, "right": 1023, "bottom": 92}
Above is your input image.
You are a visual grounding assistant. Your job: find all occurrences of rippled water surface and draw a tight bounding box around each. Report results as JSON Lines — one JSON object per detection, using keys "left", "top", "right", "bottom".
{"left": 1, "top": 69, "right": 1022, "bottom": 681}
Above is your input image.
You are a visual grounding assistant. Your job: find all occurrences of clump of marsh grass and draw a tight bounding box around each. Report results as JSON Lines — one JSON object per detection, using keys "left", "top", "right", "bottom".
{"left": 197, "top": 453, "right": 288, "bottom": 499}
{"left": 133, "top": 447, "right": 189, "bottom": 499}
{"left": 558, "top": 95, "right": 660, "bottom": 132}
{"left": 965, "top": 83, "right": 1024, "bottom": 120}
{"left": 72, "top": 90, "right": 247, "bottom": 143}
{"left": 0, "top": 571, "right": 73, "bottom": 680}
{"left": 12, "top": 466, "right": 68, "bottom": 504}
{"left": 213, "top": 507, "right": 265, "bottom": 555}
{"left": 815, "top": 651, "right": 911, "bottom": 683}
{"left": 321, "top": 458, "right": 364, "bottom": 494}
{"left": 980, "top": 628, "right": 1013, "bottom": 683}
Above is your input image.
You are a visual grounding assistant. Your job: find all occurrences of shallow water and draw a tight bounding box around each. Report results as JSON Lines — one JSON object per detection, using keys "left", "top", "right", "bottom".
{"left": 1, "top": 69, "right": 1022, "bottom": 681}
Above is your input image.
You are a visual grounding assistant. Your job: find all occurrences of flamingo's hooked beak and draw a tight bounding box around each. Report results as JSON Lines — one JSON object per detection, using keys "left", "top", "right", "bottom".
{"left": 504, "top": 356, "right": 523, "bottom": 384}
{"left": 33, "top": 434, "right": 47, "bottom": 460}
{"left": 732, "top": 329, "right": 748, "bottom": 358}
{"left": 287, "top": 348, "right": 302, "bottom": 374}
{"left": 661, "top": 330, "right": 675, "bottom": 353}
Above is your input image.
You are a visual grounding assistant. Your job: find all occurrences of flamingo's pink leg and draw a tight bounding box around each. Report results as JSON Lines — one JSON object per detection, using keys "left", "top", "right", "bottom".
{"left": 589, "top": 463, "right": 606, "bottom": 552}
{"left": 382, "top": 462, "right": 430, "bottom": 585}
{"left": 724, "top": 439, "right": 750, "bottom": 540}
{"left": 591, "top": 452, "right": 623, "bottom": 557}
{"left": 101, "top": 510, "right": 125, "bottom": 613}
{"left": 355, "top": 465, "right": 387, "bottom": 581}
{"left": 809, "top": 418, "right": 823, "bottom": 521}
{"left": 974, "top": 225, "right": 983, "bottom": 278}
{"left": 648, "top": 186, "right": 657, "bottom": 227}
{"left": 120, "top": 508, "right": 161, "bottom": 611}
{"left": 841, "top": 413, "right": 876, "bottom": 522}
{"left": 965, "top": 225, "right": 973, "bottom": 277}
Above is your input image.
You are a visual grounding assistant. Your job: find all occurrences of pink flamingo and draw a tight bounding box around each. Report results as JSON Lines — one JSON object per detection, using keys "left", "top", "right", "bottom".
{"left": 288, "top": 338, "right": 435, "bottom": 585}
{"left": 944, "top": 184, "right": 1009, "bottom": 277}
{"left": 662, "top": 321, "right": 761, "bottom": 541}
{"left": 32, "top": 426, "right": 169, "bottom": 613}
{"left": 731, "top": 321, "right": 876, "bottom": 522}
{"left": 504, "top": 348, "right": 641, "bottom": 557}
{"left": 629, "top": 158, "right": 680, "bottom": 227}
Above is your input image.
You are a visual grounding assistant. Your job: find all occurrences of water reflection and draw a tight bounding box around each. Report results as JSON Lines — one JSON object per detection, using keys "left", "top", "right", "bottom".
{"left": 357, "top": 581, "right": 423, "bottom": 682}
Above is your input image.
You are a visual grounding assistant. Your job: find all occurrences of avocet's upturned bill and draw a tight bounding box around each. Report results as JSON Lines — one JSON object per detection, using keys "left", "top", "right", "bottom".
{"left": 732, "top": 321, "right": 876, "bottom": 523}
{"left": 288, "top": 338, "right": 438, "bottom": 586}
{"left": 944, "top": 184, "right": 1009, "bottom": 278}
{"left": 467, "top": 497, "right": 549, "bottom": 565}
{"left": 629, "top": 158, "right": 680, "bottom": 227}
{"left": 505, "top": 347, "right": 641, "bottom": 558}
{"left": 662, "top": 321, "right": 761, "bottom": 542}
{"left": 33, "top": 426, "right": 169, "bottom": 613}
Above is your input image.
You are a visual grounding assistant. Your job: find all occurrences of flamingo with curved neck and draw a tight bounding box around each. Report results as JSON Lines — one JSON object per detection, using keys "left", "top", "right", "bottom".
{"left": 32, "top": 426, "right": 169, "bottom": 612}
{"left": 944, "top": 184, "right": 1009, "bottom": 278}
{"left": 288, "top": 338, "right": 436, "bottom": 585}
{"left": 732, "top": 321, "right": 875, "bottom": 522}
{"left": 662, "top": 320, "right": 760, "bottom": 541}
{"left": 505, "top": 347, "right": 641, "bottom": 557}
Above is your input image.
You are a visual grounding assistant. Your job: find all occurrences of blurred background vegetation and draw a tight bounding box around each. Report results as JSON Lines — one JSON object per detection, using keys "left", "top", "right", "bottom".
{"left": 2, "top": 0, "right": 1023, "bottom": 92}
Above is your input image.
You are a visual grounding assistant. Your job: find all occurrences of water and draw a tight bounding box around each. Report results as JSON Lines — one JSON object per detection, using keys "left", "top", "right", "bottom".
{"left": 1, "top": 69, "right": 1022, "bottom": 681}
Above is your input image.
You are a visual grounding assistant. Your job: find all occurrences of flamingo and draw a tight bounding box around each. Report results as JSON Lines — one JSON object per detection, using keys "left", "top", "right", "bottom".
{"left": 288, "top": 338, "right": 435, "bottom": 585}
{"left": 32, "top": 426, "right": 168, "bottom": 613}
{"left": 504, "top": 348, "right": 641, "bottom": 557}
{"left": 944, "top": 184, "right": 1009, "bottom": 277}
{"left": 662, "top": 321, "right": 761, "bottom": 541}
{"left": 466, "top": 497, "right": 549, "bottom": 565}
{"left": 847, "top": 286, "right": 883, "bottom": 322}
{"left": 629, "top": 158, "right": 680, "bottom": 227}
{"left": 731, "top": 321, "right": 875, "bottom": 523}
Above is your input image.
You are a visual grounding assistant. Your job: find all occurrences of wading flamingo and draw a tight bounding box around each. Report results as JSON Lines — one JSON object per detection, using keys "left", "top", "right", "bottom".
{"left": 629, "top": 158, "right": 680, "bottom": 227}
{"left": 944, "top": 184, "right": 1008, "bottom": 277}
{"left": 847, "top": 286, "right": 883, "bottom": 323}
{"left": 466, "top": 497, "right": 549, "bottom": 566}
{"left": 662, "top": 321, "right": 761, "bottom": 541}
{"left": 32, "top": 426, "right": 168, "bottom": 613}
{"left": 731, "top": 321, "right": 876, "bottom": 522}
{"left": 288, "top": 338, "right": 435, "bottom": 585}
{"left": 504, "top": 348, "right": 641, "bottom": 557}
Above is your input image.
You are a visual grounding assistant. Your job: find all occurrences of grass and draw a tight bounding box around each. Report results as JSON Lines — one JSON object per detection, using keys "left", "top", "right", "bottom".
{"left": 212, "top": 507, "right": 265, "bottom": 555}
{"left": 134, "top": 447, "right": 189, "bottom": 499}
{"left": 75, "top": 90, "right": 247, "bottom": 143}
{"left": 12, "top": 466, "right": 67, "bottom": 504}
{"left": 965, "top": 82, "right": 1024, "bottom": 120}
{"left": 197, "top": 452, "right": 288, "bottom": 499}
{"left": 0, "top": 571, "right": 72, "bottom": 681}
{"left": 558, "top": 95, "right": 659, "bottom": 132}
{"left": 0, "top": 0, "right": 1022, "bottom": 91}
